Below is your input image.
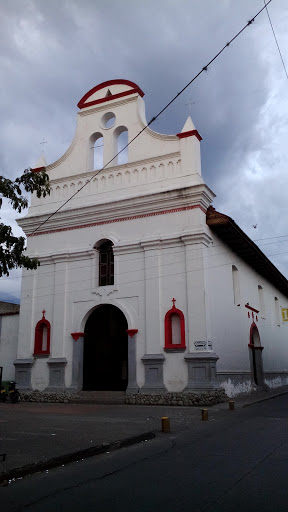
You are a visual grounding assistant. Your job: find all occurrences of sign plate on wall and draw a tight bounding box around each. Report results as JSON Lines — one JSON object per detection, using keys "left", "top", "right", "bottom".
{"left": 281, "top": 308, "right": 288, "bottom": 321}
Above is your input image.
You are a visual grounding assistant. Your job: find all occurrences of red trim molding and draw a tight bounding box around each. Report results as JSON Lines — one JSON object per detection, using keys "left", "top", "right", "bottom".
{"left": 249, "top": 322, "right": 263, "bottom": 350}
{"left": 30, "top": 204, "right": 206, "bottom": 237}
{"left": 126, "top": 329, "right": 138, "bottom": 338}
{"left": 33, "top": 310, "right": 51, "bottom": 356}
{"left": 164, "top": 298, "right": 186, "bottom": 350}
{"left": 245, "top": 304, "right": 259, "bottom": 313}
{"left": 71, "top": 332, "right": 86, "bottom": 341}
{"left": 31, "top": 166, "right": 45, "bottom": 174}
{"left": 177, "top": 129, "right": 202, "bottom": 141}
{"left": 78, "top": 79, "right": 144, "bottom": 109}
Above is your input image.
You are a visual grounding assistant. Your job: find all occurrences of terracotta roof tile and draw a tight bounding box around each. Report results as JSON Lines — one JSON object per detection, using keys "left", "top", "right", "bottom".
{"left": 206, "top": 206, "right": 288, "bottom": 298}
{"left": 0, "top": 301, "right": 20, "bottom": 315}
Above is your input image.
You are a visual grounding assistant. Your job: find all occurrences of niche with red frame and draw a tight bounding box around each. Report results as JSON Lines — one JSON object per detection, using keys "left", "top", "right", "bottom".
{"left": 164, "top": 298, "right": 186, "bottom": 350}
{"left": 33, "top": 310, "right": 51, "bottom": 356}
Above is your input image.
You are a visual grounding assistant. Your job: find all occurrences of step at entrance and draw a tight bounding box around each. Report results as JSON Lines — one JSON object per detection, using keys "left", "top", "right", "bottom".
{"left": 71, "top": 391, "right": 126, "bottom": 405}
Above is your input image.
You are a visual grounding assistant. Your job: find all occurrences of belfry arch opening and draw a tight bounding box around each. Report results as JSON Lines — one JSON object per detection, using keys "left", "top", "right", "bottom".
{"left": 83, "top": 304, "right": 128, "bottom": 391}
{"left": 90, "top": 132, "right": 104, "bottom": 170}
{"left": 113, "top": 126, "right": 128, "bottom": 165}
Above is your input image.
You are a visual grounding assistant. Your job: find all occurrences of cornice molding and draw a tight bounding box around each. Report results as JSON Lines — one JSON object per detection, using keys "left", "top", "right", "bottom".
{"left": 29, "top": 232, "right": 213, "bottom": 262}
{"left": 19, "top": 184, "right": 214, "bottom": 236}
{"left": 48, "top": 151, "right": 181, "bottom": 185}
{"left": 34, "top": 249, "right": 95, "bottom": 264}
{"left": 113, "top": 243, "right": 143, "bottom": 255}
{"left": 181, "top": 231, "right": 213, "bottom": 247}
{"left": 140, "top": 240, "right": 161, "bottom": 250}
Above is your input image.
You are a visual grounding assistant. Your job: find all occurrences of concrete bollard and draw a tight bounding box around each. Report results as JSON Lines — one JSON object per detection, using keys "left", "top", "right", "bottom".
{"left": 162, "top": 416, "right": 170, "bottom": 433}
{"left": 229, "top": 400, "right": 235, "bottom": 410}
{"left": 202, "top": 409, "right": 208, "bottom": 421}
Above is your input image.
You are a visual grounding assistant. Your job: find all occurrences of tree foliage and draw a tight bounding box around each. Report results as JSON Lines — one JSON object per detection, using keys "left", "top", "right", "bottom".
{"left": 0, "top": 168, "right": 50, "bottom": 277}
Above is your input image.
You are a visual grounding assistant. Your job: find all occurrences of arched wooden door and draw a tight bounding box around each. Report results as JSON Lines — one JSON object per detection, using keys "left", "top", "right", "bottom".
{"left": 249, "top": 323, "right": 264, "bottom": 386}
{"left": 83, "top": 305, "right": 128, "bottom": 391}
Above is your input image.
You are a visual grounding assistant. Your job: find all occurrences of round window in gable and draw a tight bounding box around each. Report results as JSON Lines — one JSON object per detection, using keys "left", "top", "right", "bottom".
{"left": 101, "top": 112, "right": 116, "bottom": 129}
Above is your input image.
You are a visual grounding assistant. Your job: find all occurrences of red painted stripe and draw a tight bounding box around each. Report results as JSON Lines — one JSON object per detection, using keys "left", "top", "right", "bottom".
{"left": 77, "top": 79, "right": 144, "bottom": 109}
{"left": 29, "top": 204, "right": 206, "bottom": 237}
{"left": 78, "top": 89, "right": 141, "bottom": 109}
{"left": 245, "top": 304, "right": 259, "bottom": 313}
{"left": 71, "top": 332, "right": 86, "bottom": 341}
{"left": 177, "top": 130, "right": 202, "bottom": 141}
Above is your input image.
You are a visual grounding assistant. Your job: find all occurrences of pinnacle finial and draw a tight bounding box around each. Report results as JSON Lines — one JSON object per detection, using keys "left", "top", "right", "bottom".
{"left": 181, "top": 116, "right": 196, "bottom": 133}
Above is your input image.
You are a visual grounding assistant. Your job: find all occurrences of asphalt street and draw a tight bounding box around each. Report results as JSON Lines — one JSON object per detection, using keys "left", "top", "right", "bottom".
{"left": 1, "top": 394, "right": 288, "bottom": 511}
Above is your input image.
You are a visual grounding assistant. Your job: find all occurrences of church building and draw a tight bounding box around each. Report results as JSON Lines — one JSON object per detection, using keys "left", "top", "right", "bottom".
{"left": 15, "top": 79, "right": 288, "bottom": 398}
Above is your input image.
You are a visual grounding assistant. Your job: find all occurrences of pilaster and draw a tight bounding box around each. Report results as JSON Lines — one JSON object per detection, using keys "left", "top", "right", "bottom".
{"left": 51, "top": 257, "right": 68, "bottom": 358}
{"left": 141, "top": 354, "right": 167, "bottom": 393}
{"left": 126, "top": 329, "right": 138, "bottom": 394}
{"left": 184, "top": 351, "right": 220, "bottom": 391}
{"left": 46, "top": 358, "right": 67, "bottom": 391}
{"left": 182, "top": 233, "right": 212, "bottom": 352}
{"left": 141, "top": 240, "right": 161, "bottom": 354}
{"left": 14, "top": 359, "right": 35, "bottom": 390}
{"left": 70, "top": 333, "right": 85, "bottom": 391}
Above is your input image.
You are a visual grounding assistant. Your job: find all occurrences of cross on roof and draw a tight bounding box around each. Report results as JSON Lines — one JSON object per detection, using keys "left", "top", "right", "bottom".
{"left": 172, "top": 298, "right": 176, "bottom": 307}
{"left": 185, "top": 99, "right": 196, "bottom": 116}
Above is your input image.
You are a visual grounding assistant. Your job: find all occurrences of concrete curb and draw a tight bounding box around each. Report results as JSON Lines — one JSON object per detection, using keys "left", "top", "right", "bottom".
{"left": 0, "top": 431, "right": 155, "bottom": 485}
{"left": 242, "top": 390, "right": 288, "bottom": 408}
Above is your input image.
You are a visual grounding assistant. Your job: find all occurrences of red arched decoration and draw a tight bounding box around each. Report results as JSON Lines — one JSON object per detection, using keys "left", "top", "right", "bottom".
{"left": 77, "top": 79, "right": 144, "bottom": 109}
{"left": 248, "top": 322, "right": 264, "bottom": 351}
{"left": 164, "top": 299, "right": 186, "bottom": 350}
{"left": 34, "top": 310, "right": 51, "bottom": 356}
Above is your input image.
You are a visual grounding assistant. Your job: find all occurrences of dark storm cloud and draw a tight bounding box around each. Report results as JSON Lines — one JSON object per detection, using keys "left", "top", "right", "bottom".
{"left": 0, "top": 0, "right": 273, "bottom": 177}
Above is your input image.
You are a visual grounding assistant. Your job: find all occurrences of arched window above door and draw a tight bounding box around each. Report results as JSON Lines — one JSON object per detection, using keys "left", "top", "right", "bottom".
{"left": 96, "top": 240, "right": 114, "bottom": 286}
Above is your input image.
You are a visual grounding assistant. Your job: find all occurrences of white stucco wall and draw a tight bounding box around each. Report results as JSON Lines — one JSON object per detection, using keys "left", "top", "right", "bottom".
{"left": 205, "top": 232, "right": 288, "bottom": 395}
{"left": 0, "top": 314, "right": 19, "bottom": 381}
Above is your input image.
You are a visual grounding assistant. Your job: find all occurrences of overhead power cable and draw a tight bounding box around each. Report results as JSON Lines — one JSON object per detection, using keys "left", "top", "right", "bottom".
{"left": 264, "top": 0, "right": 288, "bottom": 81}
{"left": 4, "top": 230, "right": 288, "bottom": 284}
{"left": 3, "top": 244, "right": 288, "bottom": 300}
{"left": 27, "top": 0, "right": 273, "bottom": 238}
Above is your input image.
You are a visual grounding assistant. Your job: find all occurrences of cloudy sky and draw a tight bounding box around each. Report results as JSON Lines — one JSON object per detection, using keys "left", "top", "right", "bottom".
{"left": 1, "top": 0, "right": 288, "bottom": 301}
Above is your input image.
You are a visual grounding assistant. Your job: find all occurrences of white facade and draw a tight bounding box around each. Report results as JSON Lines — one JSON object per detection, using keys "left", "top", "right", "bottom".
{"left": 15, "top": 80, "right": 288, "bottom": 397}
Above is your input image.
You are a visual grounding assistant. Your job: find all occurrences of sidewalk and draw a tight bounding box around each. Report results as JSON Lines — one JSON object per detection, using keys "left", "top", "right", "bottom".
{"left": 1, "top": 386, "right": 288, "bottom": 483}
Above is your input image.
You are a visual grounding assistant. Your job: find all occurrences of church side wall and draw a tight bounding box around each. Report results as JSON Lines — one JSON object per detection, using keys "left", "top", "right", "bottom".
{"left": 205, "top": 232, "right": 288, "bottom": 396}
